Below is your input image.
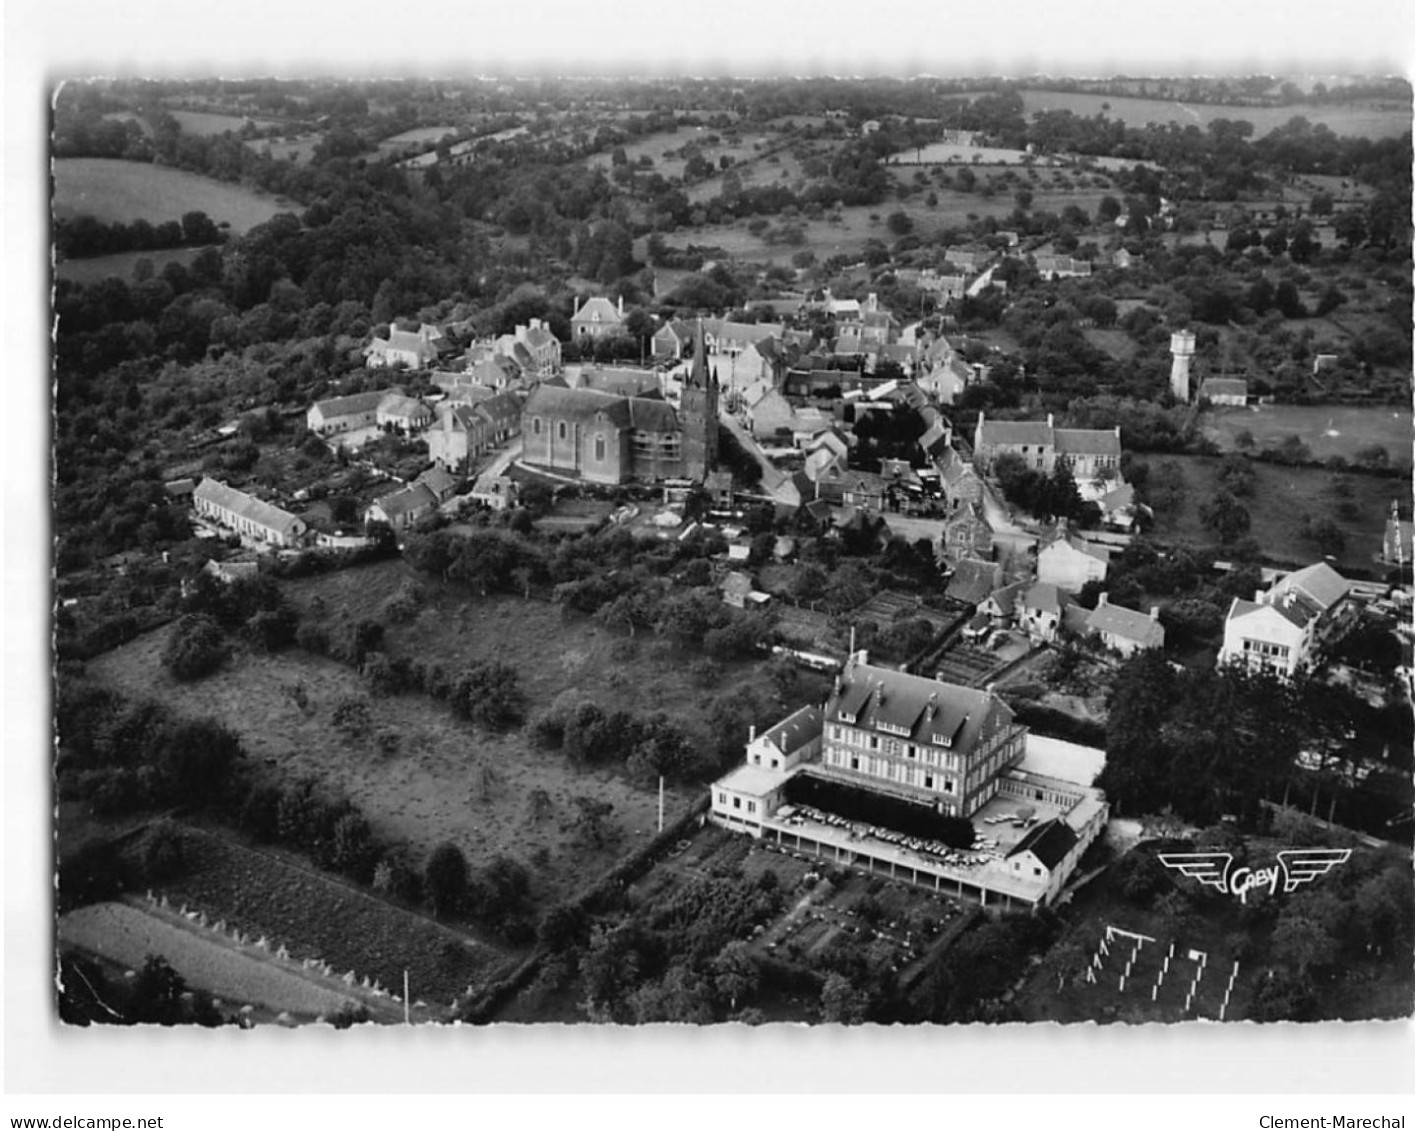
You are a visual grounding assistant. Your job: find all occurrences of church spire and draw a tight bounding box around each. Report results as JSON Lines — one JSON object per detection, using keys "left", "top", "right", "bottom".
{"left": 689, "top": 317, "right": 708, "bottom": 389}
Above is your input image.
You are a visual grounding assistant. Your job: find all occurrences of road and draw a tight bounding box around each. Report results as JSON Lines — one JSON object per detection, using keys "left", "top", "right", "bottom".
{"left": 454, "top": 438, "right": 524, "bottom": 512}
{"left": 718, "top": 409, "right": 797, "bottom": 506}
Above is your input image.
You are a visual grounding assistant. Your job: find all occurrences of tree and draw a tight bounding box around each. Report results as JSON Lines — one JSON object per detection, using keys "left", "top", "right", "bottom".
{"left": 1202, "top": 490, "right": 1251, "bottom": 547}
{"left": 1215, "top": 453, "right": 1255, "bottom": 496}
{"left": 710, "top": 940, "right": 760, "bottom": 1012}
{"left": 425, "top": 842, "right": 469, "bottom": 917}
{"left": 886, "top": 211, "right": 913, "bottom": 236}
{"left": 820, "top": 972, "right": 869, "bottom": 1024}
{"left": 160, "top": 613, "right": 227, "bottom": 680}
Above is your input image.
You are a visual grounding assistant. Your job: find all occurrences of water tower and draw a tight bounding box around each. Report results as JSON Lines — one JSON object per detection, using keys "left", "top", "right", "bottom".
{"left": 1169, "top": 330, "right": 1196, "bottom": 403}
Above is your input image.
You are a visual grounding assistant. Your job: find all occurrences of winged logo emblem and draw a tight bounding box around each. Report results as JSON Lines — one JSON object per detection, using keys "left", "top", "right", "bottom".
{"left": 1157, "top": 849, "right": 1351, "bottom": 903}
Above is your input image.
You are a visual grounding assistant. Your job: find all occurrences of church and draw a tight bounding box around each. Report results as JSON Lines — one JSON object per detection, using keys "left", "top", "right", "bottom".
{"left": 521, "top": 321, "right": 719, "bottom": 485}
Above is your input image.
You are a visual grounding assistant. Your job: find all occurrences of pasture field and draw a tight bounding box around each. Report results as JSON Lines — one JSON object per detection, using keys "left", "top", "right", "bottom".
{"left": 379, "top": 125, "right": 461, "bottom": 147}
{"left": 669, "top": 175, "right": 1111, "bottom": 266}
{"left": 1017, "top": 89, "right": 1412, "bottom": 140}
{"left": 86, "top": 612, "right": 692, "bottom": 909}
{"left": 892, "top": 141, "right": 1062, "bottom": 165}
{"left": 160, "top": 827, "right": 509, "bottom": 1012}
{"left": 168, "top": 110, "right": 279, "bottom": 136}
{"left": 54, "top": 245, "right": 202, "bottom": 285}
{"left": 53, "top": 158, "right": 291, "bottom": 233}
{"left": 1139, "top": 453, "right": 1401, "bottom": 572}
{"left": 1202, "top": 404, "right": 1412, "bottom": 469}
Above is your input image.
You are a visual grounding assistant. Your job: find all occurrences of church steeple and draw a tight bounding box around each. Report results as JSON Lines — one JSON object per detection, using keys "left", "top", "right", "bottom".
{"left": 680, "top": 317, "right": 719, "bottom": 480}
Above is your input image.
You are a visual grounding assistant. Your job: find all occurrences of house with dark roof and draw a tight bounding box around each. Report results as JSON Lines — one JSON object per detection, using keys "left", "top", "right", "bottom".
{"left": 946, "top": 558, "right": 1003, "bottom": 608}
{"left": 819, "top": 653, "right": 1025, "bottom": 818}
{"left": 980, "top": 580, "right": 1026, "bottom": 624}
{"left": 745, "top": 705, "right": 824, "bottom": 772}
{"left": 1085, "top": 593, "right": 1164, "bottom": 656}
{"left": 365, "top": 482, "right": 438, "bottom": 532}
{"left": 652, "top": 318, "right": 694, "bottom": 361}
{"left": 414, "top": 465, "right": 460, "bottom": 504}
{"left": 495, "top": 319, "right": 560, "bottom": 377}
{"left": 1218, "top": 561, "right": 1355, "bottom": 677}
{"left": 193, "top": 479, "right": 307, "bottom": 548}
{"left": 1005, "top": 819, "right": 1081, "bottom": 903}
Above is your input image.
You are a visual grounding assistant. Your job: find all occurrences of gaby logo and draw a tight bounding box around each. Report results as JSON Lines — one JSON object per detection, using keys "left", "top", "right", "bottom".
{"left": 1157, "top": 849, "right": 1352, "bottom": 904}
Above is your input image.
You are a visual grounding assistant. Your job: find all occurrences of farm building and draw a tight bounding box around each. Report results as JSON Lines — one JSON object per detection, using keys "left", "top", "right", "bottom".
{"left": 365, "top": 482, "right": 438, "bottom": 532}
{"left": 306, "top": 390, "right": 390, "bottom": 435}
{"left": 193, "top": 478, "right": 306, "bottom": 548}
{"left": 972, "top": 413, "right": 1122, "bottom": 480}
{"left": 1202, "top": 378, "right": 1249, "bottom": 406}
{"left": 364, "top": 323, "right": 446, "bottom": 369}
{"left": 1037, "top": 528, "right": 1111, "bottom": 592}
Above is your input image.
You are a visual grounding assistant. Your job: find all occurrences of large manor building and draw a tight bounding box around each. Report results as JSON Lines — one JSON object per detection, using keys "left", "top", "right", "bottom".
{"left": 972, "top": 412, "right": 1121, "bottom": 480}
{"left": 709, "top": 652, "right": 1109, "bottom": 911}
{"left": 520, "top": 322, "right": 719, "bottom": 484}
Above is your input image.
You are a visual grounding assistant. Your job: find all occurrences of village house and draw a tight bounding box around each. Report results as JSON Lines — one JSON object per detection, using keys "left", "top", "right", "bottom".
{"left": 569, "top": 295, "right": 626, "bottom": 340}
{"left": 979, "top": 580, "right": 1026, "bottom": 625}
{"left": 1004, "top": 819, "right": 1080, "bottom": 905}
{"left": 939, "top": 450, "right": 986, "bottom": 512}
{"left": 425, "top": 390, "right": 522, "bottom": 473}
{"left": 943, "top": 502, "right": 994, "bottom": 561}
{"left": 193, "top": 478, "right": 307, "bottom": 548}
{"left": 463, "top": 354, "right": 523, "bottom": 393}
{"left": 945, "top": 558, "right": 1003, "bottom": 608}
{"left": 306, "top": 390, "right": 392, "bottom": 436}
{"left": 720, "top": 570, "right": 772, "bottom": 609}
{"left": 563, "top": 365, "right": 662, "bottom": 398}
{"left": 918, "top": 354, "right": 973, "bottom": 405}
{"left": 493, "top": 319, "right": 561, "bottom": 378}
{"left": 364, "top": 323, "right": 446, "bottom": 370}
{"left": 1032, "top": 254, "right": 1093, "bottom": 280}
{"left": 365, "top": 482, "right": 438, "bottom": 533}
{"left": 1037, "top": 530, "right": 1111, "bottom": 592}
{"left": 744, "top": 706, "right": 824, "bottom": 772}
{"left": 1017, "top": 581, "right": 1074, "bottom": 642}
{"left": 651, "top": 318, "right": 694, "bottom": 361}
{"left": 1218, "top": 561, "right": 1355, "bottom": 677}
{"left": 376, "top": 394, "right": 434, "bottom": 433}
{"left": 972, "top": 413, "right": 1122, "bottom": 481}
{"left": 414, "top": 465, "right": 460, "bottom": 505}
{"left": 1201, "top": 377, "right": 1249, "bottom": 406}
{"left": 1085, "top": 594, "right": 1165, "bottom": 656}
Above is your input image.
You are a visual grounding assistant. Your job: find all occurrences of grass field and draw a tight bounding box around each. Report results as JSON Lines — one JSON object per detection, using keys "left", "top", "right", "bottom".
{"left": 168, "top": 110, "right": 279, "bottom": 136}
{"left": 1202, "top": 405, "right": 1412, "bottom": 470}
{"left": 86, "top": 609, "right": 689, "bottom": 909}
{"left": 1018, "top": 89, "right": 1413, "bottom": 139}
{"left": 53, "top": 158, "right": 293, "bottom": 233}
{"left": 1141, "top": 453, "right": 1401, "bottom": 572}
{"left": 54, "top": 245, "right": 203, "bottom": 284}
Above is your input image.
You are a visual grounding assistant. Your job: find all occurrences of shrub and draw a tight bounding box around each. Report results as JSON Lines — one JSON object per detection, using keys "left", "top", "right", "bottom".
{"left": 161, "top": 613, "right": 228, "bottom": 680}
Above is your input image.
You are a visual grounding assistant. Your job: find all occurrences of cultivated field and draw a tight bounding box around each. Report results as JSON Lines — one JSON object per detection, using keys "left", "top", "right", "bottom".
{"left": 54, "top": 246, "right": 203, "bottom": 285}
{"left": 59, "top": 898, "right": 369, "bottom": 1020}
{"left": 53, "top": 158, "right": 292, "bottom": 233}
{"left": 1202, "top": 405, "right": 1413, "bottom": 469}
{"left": 1140, "top": 453, "right": 1402, "bottom": 572}
{"left": 1018, "top": 89, "right": 1413, "bottom": 139}
{"left": 161, "top": 827, "right": 508, "bottom": 1012}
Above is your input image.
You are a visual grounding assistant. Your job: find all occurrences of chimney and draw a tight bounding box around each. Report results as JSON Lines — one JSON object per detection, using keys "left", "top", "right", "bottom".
{"left": 618, "top": 295, "right": 625, "bottom": 316}
{"left": 1255, "top": 589, "right": 1265, "bottom": 604}
{"left": 573, "top": 296, "right": 581, "bottom": 316}
{"left": 1098, "top": 592, "right": 1108, "bottom": 607}
{"left": 748, "top": 724, "right": 757, "bottom": 742}
{"left": 1047, "top": 412, "right": 1054, "bottom": 428}
{"left": 1150, "top": 606, "right": 1160, "bottom": 621}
